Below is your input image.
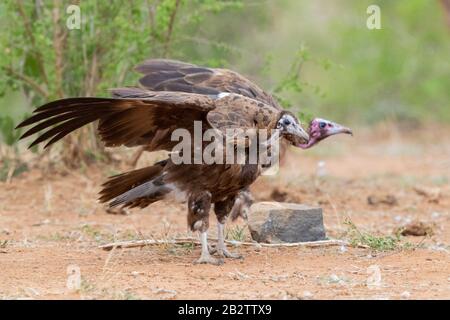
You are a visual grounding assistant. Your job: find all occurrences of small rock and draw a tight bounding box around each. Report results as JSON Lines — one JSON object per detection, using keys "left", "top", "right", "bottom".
{"left": 154, "top": 288, "right": 177, "bottom": 294}
{"left": 270, "top": 188, "right": 289, "bottom": 202}
{"left": 329, "top": 274, "right": 340, "bottom": 283}
{"left": 131, "top": 271, "right": 141, "bottom": 277}
{"left": 400, "top": 222, "right": 433, "bottom": 236}
{"left": 413, "top": 186, "right": 441, "bottom": 203}
{"left": 400, "top": 291, "right": 411, "bottom": 299}
{"left": 339, "top": 245, "right": 348, "bottom": 253}
{"left": 431, "top": 212, "right": 441, "bottom": 219}
{"left": 269, "top": 274, "right": 289, "bottom": 282}
{"left": 279, "top": 290, "right": 294, "bottom": 300}
{"left": 248, "top": 202, "right": 326, "bottom": 243}
{"left": 228, "top": 270, "right": 250, "bottom": 281}
{"left": 268, "top": 187, "right": 301, "bottom": 203}
{"left": 367, "top": 195, "right": 398, "bottom": 206}
{"left": 302, "top": 291, "right": 313, "bottom": 300}
{"left": 152, "top": 288, "right": 177, "bottom": 298}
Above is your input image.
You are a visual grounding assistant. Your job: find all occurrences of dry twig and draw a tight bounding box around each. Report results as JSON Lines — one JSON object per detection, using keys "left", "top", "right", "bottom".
{"left": 99, "top": 237, "right": 361, "bottom": 251}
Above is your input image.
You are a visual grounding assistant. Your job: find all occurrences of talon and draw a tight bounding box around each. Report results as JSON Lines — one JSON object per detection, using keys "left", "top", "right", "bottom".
{"left": 194, "top": 231, "right": 223, "bottom": 265}
{"left": 217, "top": 248, "right": 243, "bottom": 259}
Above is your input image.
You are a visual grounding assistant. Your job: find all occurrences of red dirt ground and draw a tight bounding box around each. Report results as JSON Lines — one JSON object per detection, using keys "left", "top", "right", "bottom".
{"left": 0, "top": 125, "right": 449, "bottom": 299}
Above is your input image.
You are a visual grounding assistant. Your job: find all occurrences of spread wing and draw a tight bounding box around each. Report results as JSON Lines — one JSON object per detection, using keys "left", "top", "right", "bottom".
{"left": 16, "top": 90, "right": 215, "bottom": 151}
{"left": 16, "top": 89, "right": 280, "bottom": 151}
{"left": 134, "top": 59, "right": 282, "bottom": 110}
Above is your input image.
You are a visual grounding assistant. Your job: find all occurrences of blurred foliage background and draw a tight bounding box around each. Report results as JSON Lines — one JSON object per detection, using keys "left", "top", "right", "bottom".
{"left": 0, "top": 0, "right": 449, "bottom": 168}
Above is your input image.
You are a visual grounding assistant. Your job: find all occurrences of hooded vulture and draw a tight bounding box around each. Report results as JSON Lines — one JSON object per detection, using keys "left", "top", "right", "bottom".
{"left": 17, "top": 59, "right": 352, "bottom": 265}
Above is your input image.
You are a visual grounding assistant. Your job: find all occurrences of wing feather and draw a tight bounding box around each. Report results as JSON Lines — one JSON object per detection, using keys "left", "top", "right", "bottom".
{"left": 17, "top": 90, "right": 216, "bottom": 151}
{"left": 134, "top": 59, "right": 281, "bottom": 109}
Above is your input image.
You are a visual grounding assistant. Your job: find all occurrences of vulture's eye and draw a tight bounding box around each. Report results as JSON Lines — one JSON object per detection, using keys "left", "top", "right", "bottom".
{"left": 319, "top": 122, "right": 326, "bottom": 129}
{"left": 283, "top": 118, "right": 291, "bottom": 125}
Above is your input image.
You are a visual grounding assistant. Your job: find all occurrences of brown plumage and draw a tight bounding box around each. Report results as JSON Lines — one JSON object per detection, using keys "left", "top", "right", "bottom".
{"left": 18, "top": 89, "right": 282, "bottom": 151}
{"left": 121, "top": 59, "right": 291, "bottom": 219}
{"left": 17, "top": 59, "right": 311, "bottom": 265}
{"left": 134, "top": 59, "right": 281, "bottom": 109}
{"left": 99, "top": 159, "right": 168, "bottom": 208}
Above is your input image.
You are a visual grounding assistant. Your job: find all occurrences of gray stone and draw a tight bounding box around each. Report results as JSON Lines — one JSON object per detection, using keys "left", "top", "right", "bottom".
{"left": 248, "top": 202, "right": 326, "bottom": 243}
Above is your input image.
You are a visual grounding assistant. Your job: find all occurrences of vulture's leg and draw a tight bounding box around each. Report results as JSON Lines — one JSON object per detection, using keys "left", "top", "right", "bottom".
{"left": 211, "top": 196, "right": 243, "bottom": 259}
{"left": 228, "top": 188, "right": 253, "bottom": 221}
{"left": 188, "top": 191, "right": 223, "bottom": 265}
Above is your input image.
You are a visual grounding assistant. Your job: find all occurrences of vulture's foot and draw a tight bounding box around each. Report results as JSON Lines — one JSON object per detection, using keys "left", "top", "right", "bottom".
{"left": 218, "top": 247, "right": 243, "bottom": 259}
{"left": 194, "top": 252, "right": 224, "bottom": 266}
{"left": 216, "top": 248, "right": 244, "bottom": 259}
{"left": 210, "top": 222, "right": 243, "bottom": 259}
{"left": 209, "top": 245, "right": 243, "bottom": 259}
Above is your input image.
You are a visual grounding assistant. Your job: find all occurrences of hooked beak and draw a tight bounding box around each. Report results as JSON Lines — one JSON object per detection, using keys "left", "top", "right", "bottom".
{"left": 329, "top": 123, "right": 353, "bottom": 136}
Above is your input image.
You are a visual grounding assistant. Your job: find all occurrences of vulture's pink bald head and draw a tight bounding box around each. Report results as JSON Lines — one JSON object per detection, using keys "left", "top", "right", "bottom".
{"left": 296, "top": 118, "right": 353, "bottom": 149}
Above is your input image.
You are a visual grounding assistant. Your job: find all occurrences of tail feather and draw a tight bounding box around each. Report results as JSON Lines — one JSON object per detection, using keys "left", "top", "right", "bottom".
{"left": 99, "top": 160, "right": 169, "bottom": 208}
{"left": 108, "top": 180, "right": 171, "bottom": 208}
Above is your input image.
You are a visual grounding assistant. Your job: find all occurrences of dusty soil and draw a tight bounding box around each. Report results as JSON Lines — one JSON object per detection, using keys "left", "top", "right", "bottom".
{"left": 0, "top": 125, "right": 449, "bottom": 299}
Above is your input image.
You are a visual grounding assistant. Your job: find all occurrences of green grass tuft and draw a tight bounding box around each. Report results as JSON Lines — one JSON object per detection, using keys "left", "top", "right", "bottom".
{"left": 344, "top": 219, "right": 400, "bottom": 251}
{"left": 226, "top": 225, "right": 247, "bottom": 242}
